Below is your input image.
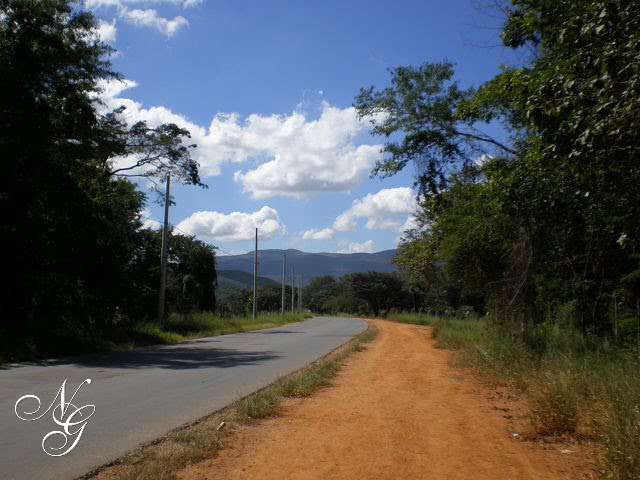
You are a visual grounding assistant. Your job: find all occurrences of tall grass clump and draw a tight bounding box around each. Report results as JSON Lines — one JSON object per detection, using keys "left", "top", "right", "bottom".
{"left": 601, "top": 358, "right": 640, "bottom": 480}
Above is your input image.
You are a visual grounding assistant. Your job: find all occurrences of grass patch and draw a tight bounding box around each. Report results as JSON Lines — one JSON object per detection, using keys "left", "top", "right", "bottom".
{"left": 162, "top": 311, "right": 313, "bottom": 338}
{"left": 383, "top": 313, "right": 436, "bottom": 326}
{"left": 278, "top": 360, "right": 340, "bottom": 398}
{"left": 233, "top": 389, "right": 281, "bottom": 419}
{"left": 85, "top": 322, "right": 378, "bottom": 480}
{"left": 431, "top": 318, "right": 640, "bottom": 478}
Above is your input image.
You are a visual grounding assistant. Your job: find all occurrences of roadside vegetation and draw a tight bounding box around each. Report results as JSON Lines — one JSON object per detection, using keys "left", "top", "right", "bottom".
{"left": 87, "top": 325, "right": 377, "bottom": 480}
{"left": 0, "top": 1, "right": 221, "bottom": 363}
{"left": 347, "top": 2, "right": 640, "bottom": 478}
{"left": 431, "top": 318, "right": 640, "bottom": 480}
{"left": 371, "top": 310, "right": 640, "bottom": 478}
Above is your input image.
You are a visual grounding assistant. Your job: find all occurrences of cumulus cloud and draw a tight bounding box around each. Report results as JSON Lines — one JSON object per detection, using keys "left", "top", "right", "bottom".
{"left": 175, "top": 206, "right": 286, "bottom": 242}
{"left": 119, "top": 7, "right": 188, "bottom": 37}
{"left": 231, "top": 103, "right": 382, "bottom": 198}
{"left": 333, "top": 187, "right": 418, "bottom": 233}
{"left": 337, "top": 240, "right": 375, "bottom": 254}
{"left": 302, "top": 228, "right": 334, "bottom": 240}
{"left": 98, "top": 80, "right": 383, "bottom": 198}
{"left": 96, "top": 18, "right": 117, "bottom": 43}
{"left": 138, "top": 208, "right": 160, "bottom": 229}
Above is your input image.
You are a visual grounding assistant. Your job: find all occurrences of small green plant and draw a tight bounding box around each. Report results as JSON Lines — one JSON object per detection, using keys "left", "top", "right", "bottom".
{"left": 233, "top": 390, "right": 281, "bottom": 419}
{"left": 278, "top": 360, "right": 340, "bottom": 397}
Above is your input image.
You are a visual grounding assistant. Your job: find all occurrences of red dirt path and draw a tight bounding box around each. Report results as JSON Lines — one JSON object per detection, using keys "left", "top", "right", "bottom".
{"left": 179, "top": 319, "right": 598, "bottom": 480}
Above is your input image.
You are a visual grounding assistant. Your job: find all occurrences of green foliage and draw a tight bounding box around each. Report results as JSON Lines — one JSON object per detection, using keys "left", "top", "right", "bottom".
{"left": 358, "top": 0, "right": 640, "bottom": 340}
{"left": 278, "top": 360, "right": 339, "bottom": 398}
{"left": 303, "top": 275, "right": 340, "bottom": 313}
{"left": 433, "top": 317, "right": 640, "bottom": 478}
{"left": 354, "top": 62, "right": 515, "bottom": 196}
{"left": 0, "top": 0, "right": 207, "bottom": 360}
{"left": 385, "top": 313, "right": 435, "bottom": 326}
{"left": 343, "top": 271, "right": 409, "bottom": 317}
{"left": 256, "top": 284, "right": 287, "bottom": 313}
{"left": 233, "top": 390, "right": 281, "bottom": 419}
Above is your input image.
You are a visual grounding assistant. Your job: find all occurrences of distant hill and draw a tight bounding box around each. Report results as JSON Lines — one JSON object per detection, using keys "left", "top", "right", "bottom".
{"left": 216, "top": 249, "right": 397, "bottom": 286}
{"left": 216, "top": 269, "right": 279, "bottom": 297}
{"left": 218, "top": 269, "right": 279, "bottom": 287}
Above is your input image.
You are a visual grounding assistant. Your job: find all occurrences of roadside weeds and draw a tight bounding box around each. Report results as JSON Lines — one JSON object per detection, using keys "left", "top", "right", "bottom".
{"left": 85, "top": 323, "right": 377, "bottom": 480}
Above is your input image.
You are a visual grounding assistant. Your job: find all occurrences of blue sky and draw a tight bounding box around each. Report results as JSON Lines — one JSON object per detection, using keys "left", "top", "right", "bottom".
{"left": 89, "top": 0, "right": 518, "bottom": 255}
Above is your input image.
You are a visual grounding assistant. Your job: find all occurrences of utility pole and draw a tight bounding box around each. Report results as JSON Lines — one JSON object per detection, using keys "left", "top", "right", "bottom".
{"left": 157, "top": 174, "right": 171, "bottom": 323}
{"left": 298, "top": 275, "right": 303, "bottom": 310}
{"left": 281, "top": 252, "right": 286, "bottom": 315}
{"left": 291, "top": 266, "right": 295, "bottom": 312}
{"left": 252, "top": 227, "right": 258, "bottom": 320}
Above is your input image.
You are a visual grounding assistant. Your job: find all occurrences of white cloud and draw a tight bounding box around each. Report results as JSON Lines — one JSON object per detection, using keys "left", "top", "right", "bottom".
{"left": 96, "top": 18, "right": 117, "bottom": 43}
{"left": 138, "top": 208, "right": 160, "bottom": 229}
{"left": 98, "top": 80, "right": 383, "bottom": 197}
{"left": 175, "top": 206, "right": 286, "bottom": 242}
{"left": 302, "top": 228, "right": 334, "bottom": 240}
{"left": 333, "top": 187, "right": 418, "bottom": 233}
{"left": 87, "top": 0, "right": 201, "bottom": 9}
{"left": 337, "top": 240, "right": 375, "bottom": 254}
{"left": 231, "top": 103, "right": 382, "bottom": 198}
{"left": 119, "top": 7, "right": 188, "bottom": 37}
{"left": 474, "top": 153, "right": 493, "bottom": 166}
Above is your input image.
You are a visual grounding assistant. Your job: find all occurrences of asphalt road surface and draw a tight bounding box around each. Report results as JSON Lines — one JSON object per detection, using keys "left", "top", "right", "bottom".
{"left": 0, "top": 316, "right": 366, "bottom": 480}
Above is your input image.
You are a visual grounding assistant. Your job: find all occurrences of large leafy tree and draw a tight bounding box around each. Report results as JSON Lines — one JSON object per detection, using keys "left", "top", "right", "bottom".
{"left": 343, "top": 271, "right": 409, "bottom": 317}
{"left": 354, "top": 62, "right": 515, "bottom": 197}
{"left": 356, "top": 0, "right": 640, "bottom": 337}
{"left": 0, "top": 0, "right": 206, "bottom": 356}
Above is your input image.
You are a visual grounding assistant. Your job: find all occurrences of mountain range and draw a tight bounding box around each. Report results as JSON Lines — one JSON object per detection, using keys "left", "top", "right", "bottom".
{"left": 216, "top": 249, "right": 397, "bottom": 293}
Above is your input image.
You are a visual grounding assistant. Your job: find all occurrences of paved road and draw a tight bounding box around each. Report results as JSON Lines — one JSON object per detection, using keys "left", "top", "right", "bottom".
{"left": 0, "top": 316, "right": 366, "bottom": 480}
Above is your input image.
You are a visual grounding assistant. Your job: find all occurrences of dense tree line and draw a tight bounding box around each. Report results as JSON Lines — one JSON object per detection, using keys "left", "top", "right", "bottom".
{"left": 0, "top": 0, "right": 216, "bottom": 359}
{"left": 355, "top": 0, "right": 640, "bottom": 344}
{"left": 221, "top": 272, "right": 456, "bottom": 318}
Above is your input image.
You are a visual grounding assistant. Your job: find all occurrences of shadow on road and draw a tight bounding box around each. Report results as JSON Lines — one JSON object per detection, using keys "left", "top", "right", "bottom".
{"left": 2, "top": 345, "right": 282, "bottom": 370}
{"left": 245, "top": 330, "right": 303, "bottom": 335}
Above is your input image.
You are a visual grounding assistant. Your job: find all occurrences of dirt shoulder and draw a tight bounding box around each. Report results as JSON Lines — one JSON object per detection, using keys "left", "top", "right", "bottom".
{"left": 178, "top": 319, "right": 598, "bottom": 480}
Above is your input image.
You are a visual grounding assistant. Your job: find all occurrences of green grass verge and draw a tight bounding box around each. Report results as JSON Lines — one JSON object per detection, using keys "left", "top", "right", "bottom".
{"left": 431, "top": 318, "right": 640, "bottom": 480}
{"left": 382, "top": 312, "right": 436, "bottom": 326}
{"left": 85, "top": 323, "right": 378, "bottom": 480}
{"left": 1, "top": 312, "right": 313, "bottom": 364}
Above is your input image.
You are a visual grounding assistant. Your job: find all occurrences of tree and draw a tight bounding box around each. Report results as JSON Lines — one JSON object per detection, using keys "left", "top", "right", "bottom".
{"left": 0, "top": 0, "right": 206, "bottom": 358}
{"left": 343, "top": 272, "right": 409, "bottom": 317}
{"left": 102, "top": 108, "right": 205, "bottom": 191}
{"left": 121, "top": 229, "right": 217, "bottom": 318}
{"left": 353, "top": 62, "right": 515, "bottom": 197}
{"left": 356, "top": 0, "right": 640, "bottom": 338}
{"left": 257, "top": 285, "right": 287, "bottom": 313}
{"left": 303, "top": 276, "right": 341, "bottom": 314}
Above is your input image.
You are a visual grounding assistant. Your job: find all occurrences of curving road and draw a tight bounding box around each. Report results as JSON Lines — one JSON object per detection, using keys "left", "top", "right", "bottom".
{"left": 0, "top": 316, "right": 366, "bottom": 480}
